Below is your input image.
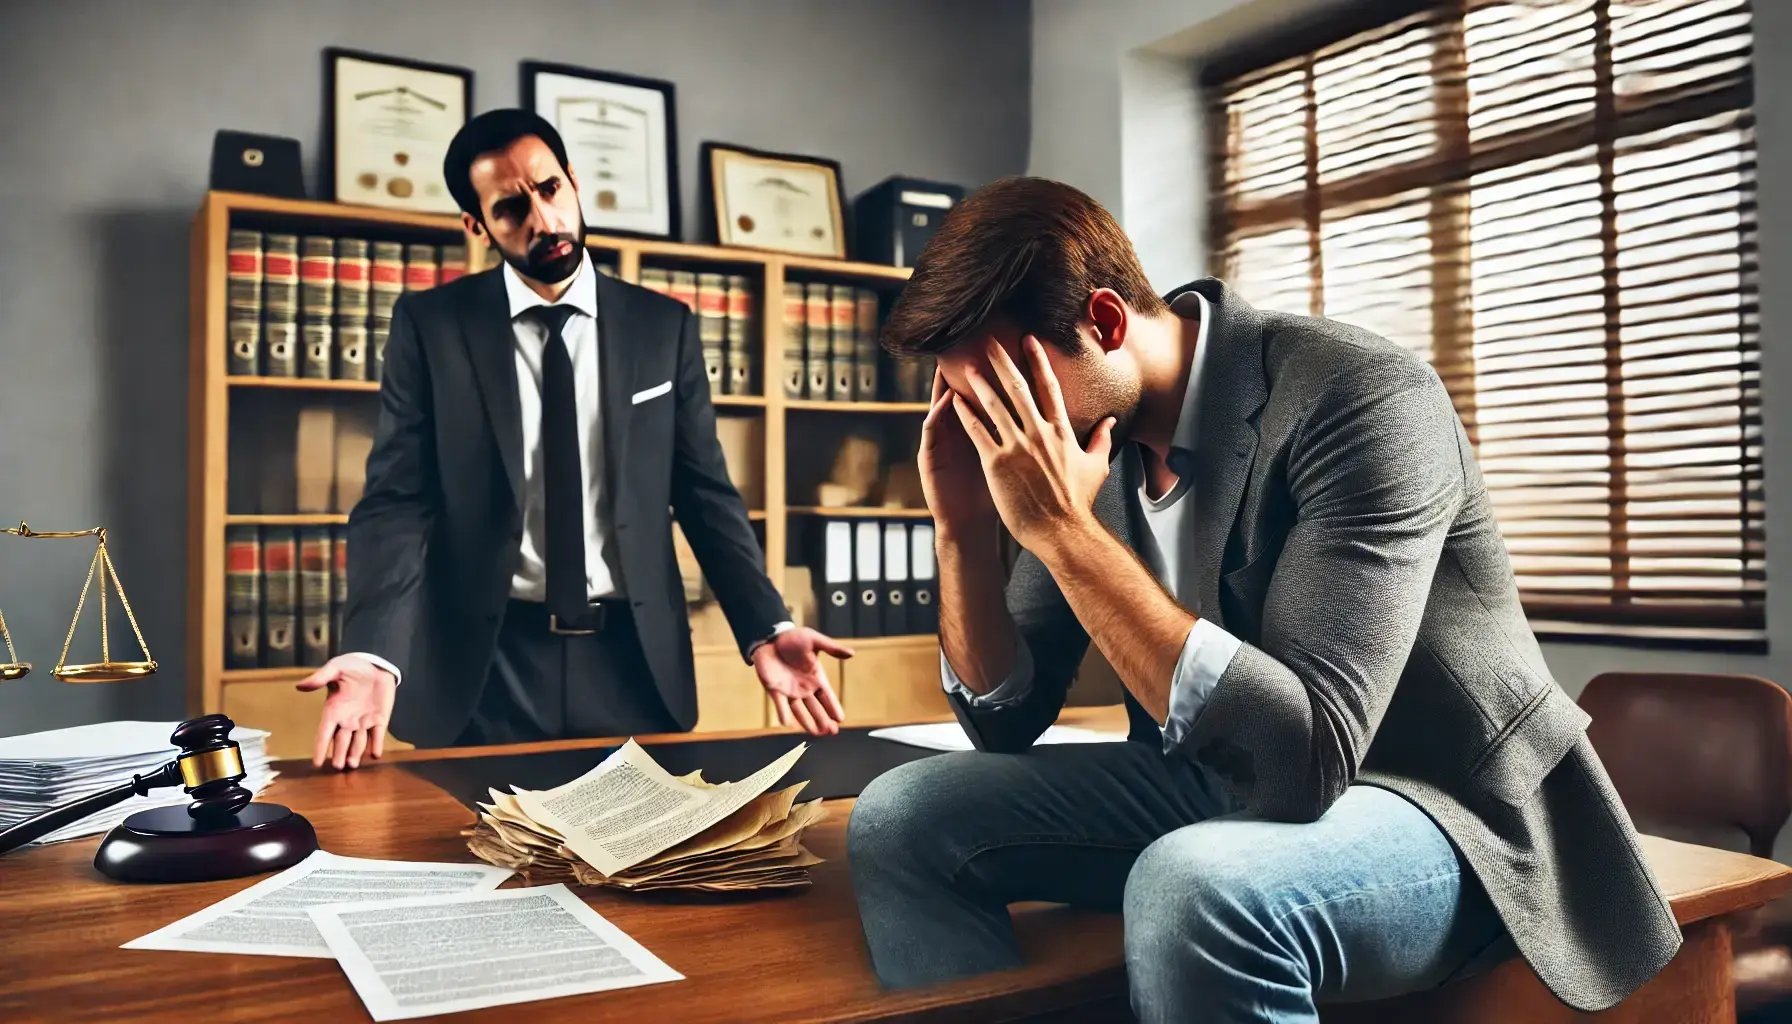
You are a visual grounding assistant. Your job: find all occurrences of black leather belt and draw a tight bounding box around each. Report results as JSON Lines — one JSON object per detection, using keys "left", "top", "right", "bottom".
{"left": 507, "top": 598, "right": 629, "bottom": 636}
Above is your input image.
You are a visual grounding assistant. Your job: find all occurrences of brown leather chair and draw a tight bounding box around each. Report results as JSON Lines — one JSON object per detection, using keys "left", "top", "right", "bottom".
{"left": 1579, "top": 671, "right": 1792, "bottom": 1019}
{"left": 1580, "top": 671, "right": 1792, "bottom": 858}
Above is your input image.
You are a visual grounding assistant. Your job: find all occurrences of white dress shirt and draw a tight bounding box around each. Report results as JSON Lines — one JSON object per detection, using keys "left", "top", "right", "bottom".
{"left": 354, "top": 252, "right": 791, "bottom": 685}
{"left": 941, "top": 290, "right": 1244, "bottom": 750}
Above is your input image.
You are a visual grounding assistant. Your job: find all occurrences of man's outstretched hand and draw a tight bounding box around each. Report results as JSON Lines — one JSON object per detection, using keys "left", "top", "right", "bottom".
{"left": 753, "top": 627, "right": 852, "bottom": 736}
{"left": 296, "top": 654, "right": 396, "bottom": 770}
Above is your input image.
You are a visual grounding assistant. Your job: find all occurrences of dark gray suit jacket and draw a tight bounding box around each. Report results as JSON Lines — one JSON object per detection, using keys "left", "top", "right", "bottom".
{"left": 948, "top": 278, "right": 1680, "bottom": 1011}
{"left": 342, "top": 268, "right": 787, "bottom": 746}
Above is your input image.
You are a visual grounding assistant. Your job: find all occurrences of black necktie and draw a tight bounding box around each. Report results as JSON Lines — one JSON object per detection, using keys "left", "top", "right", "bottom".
{"left": 533, "top": 305, "right": 585, "bottom": 622}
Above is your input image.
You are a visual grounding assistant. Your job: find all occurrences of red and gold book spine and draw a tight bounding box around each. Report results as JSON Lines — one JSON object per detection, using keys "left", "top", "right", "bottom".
{"left": 335, "top": 238, "right": 370, "bottom": 382}
{"left": 438, "top": 244, "right": 468, "bottom": 284}
{"left": 854, "top": 288, "right": 881, "bottom": 402}
{"left": 669, "top": 270, "right": 698, "bottom": 311}
{"left": 262, "top": 234, "right": 300, "bottom": 377}
{"left": 300, "top": 236, "right": 336, "bottom": 380}
{"left": 227, "top": 230, "right": 263, "bottom": 376}
{"left": 331, "top": 526, "right": 349, "bottom": 657}
{"left": 828, "top": 284, "right": 856, "bottom": 402}
{"left": 225, "top": 525, "right": 262, "bottom": 668}
{"left": 261, "top": 527, "right": 298, "bottom": 668}
{"left": 803, "top": 282, "right": 831, "bottom": 400}
{"left": 697, "top": 273, "right": 727, "bottom": 393}
{"left": 299, "top": 526, "right": 333, "bottom": 667}
{"left": 724, "top": 274, "right": 756, "bottom": 396}
{"left": 781, "top": 283, "right": 805, "bottom": 399}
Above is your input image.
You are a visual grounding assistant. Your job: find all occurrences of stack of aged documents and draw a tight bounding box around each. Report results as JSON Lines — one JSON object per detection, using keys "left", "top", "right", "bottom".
{"left": 464, "top": 739, "right": 827, "bottom": 893}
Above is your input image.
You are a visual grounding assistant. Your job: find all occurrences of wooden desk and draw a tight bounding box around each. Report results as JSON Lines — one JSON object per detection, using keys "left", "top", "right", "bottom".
{"left": 3, "top": 708, "right": 1787, "bottom": 1023}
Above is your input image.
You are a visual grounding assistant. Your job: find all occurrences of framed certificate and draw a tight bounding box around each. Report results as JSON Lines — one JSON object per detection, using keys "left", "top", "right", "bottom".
{"left": 324, "top": 48, "right": 472, "bottom": 215}
{"left": 522, "top": 62, "right": 679, "bottom": 241}
{"left": 702, "top": 142, "right": 847, "bottom": 259}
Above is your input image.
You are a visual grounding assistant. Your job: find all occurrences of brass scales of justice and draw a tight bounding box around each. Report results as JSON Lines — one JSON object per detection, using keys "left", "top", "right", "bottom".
{"left": 0, "top": 520, "right": 158, "bottom": 683}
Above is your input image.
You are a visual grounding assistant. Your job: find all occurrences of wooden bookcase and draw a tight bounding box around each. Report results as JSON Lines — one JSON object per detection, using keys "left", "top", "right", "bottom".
{"left": 188, "top": 191, "right": 945, "bottom": 758}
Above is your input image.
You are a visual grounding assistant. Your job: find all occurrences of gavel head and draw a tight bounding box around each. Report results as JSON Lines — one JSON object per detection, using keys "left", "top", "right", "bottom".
{"left": 170, "top": 714, "right": 252, "bottom": 821}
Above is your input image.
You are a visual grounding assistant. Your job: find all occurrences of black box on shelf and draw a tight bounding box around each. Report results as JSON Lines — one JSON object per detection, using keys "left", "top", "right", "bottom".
{"left": 851, "top": 176, "right": 965, "bottom": 268}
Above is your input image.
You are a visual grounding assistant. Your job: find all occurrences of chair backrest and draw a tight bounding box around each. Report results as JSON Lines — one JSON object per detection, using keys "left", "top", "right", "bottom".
{"left": 1580, "top": 672, "right": 1792, "bottom": 859}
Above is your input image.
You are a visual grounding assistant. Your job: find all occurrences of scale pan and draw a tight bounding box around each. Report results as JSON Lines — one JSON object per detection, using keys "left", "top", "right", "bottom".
{"left": 54, "top": 660, "right": 158, "bottom": 683}
{"left": 0, "top": 662, "right": 30, "bottom": 681}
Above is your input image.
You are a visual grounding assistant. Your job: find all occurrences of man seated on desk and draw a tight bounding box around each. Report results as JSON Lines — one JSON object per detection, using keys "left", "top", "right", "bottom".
{"left": 296, "top": 109, "right": 849, "bottom": 770}
{"left": 846, "top": 177, "right": 1679, "bottom": 1022}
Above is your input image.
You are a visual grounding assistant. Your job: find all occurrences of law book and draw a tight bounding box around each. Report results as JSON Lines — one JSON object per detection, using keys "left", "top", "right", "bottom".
{"left": 335, "top": 238, "right": 371, "bottom": 382}
{"left": 781, "top": 282, "right": 805, "bottom": 398}
{"left": 640, "top": 267, "right": 672, "bottom": 298}
{"left": 696, "top": 272, "right": 727, "bottom": 393}
{"left": 910, "top": 522, "right": 938, "bottom": 633}
{"left": 225, "top": 525, "right": 262, "bottom": 669}
{"left": 882, "top": 521, "right": 912, "bottom": 635}
{"left": 262, "top": 234, "right": 299, "bottom": 377}
{"left": 262, "top": 527, "right": 298, "bottom": 668}
{"left": 299, "top": 526, "right": 332, "bottom": 667}
{"left": 330, "top": 525, "right": 349, "bottom": 658}
{"left": 438, "top": 244, "right": 469, "bottom": 285}
{"left": 669, "top": 270, "right": 698, "bottom": 312}
{"left": 370, "top": 242, "right": 404, "bottom": 321}
{"left": 370, "top": 241, "right": 404, "bottom": 383}
{"left": 854, "top": 288, "right": 881, "bottom": 401}
{"left": 724, "top": 274, "right": 755, "bottom": 396}
{"left": 853, "top": 519, "right": 884, "bottom": 638}
{"left": 817, "top": 521, "right": 853, "bottom": 638}
{"left": 300, "top": 253, "right": 334, "bottom": 375}
{"left": 803, "top": 282, "right": 831, "bottom": 400}
{"left": 828, "top": 284, "right": 856, "bottom": 402}
{"left": 226, "top": 229, "right": 262, "bottom": 376}
{"left": 404, "top": 243, "right": 439, "bottom": 293}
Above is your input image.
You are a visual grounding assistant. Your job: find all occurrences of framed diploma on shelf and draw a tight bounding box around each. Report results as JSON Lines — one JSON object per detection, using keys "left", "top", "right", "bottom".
{"left": 324, "top": 48, "right": 472, "bottom": 214}
{"left": 701, "top": 142, "right": 848, "bottom": 259}
{"left": 522, "top": 62, "right": 679, "bottom": 241}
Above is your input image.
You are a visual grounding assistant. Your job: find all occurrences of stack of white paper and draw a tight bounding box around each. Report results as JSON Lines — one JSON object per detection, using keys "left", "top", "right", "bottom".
{"left": 0, "top": 720, "right": 278, "bottom": 844}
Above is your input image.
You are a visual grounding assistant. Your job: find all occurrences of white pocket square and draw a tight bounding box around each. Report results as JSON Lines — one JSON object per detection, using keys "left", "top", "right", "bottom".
{"left": 631, "top": 380, "right": 673, "bottom": 405}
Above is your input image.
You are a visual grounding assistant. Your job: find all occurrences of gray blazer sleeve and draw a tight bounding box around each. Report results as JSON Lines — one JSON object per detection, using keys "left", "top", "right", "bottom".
{"left": 947, "top": 544, "right": 1090, "bottom": 752}
{"left": 1187, "top": 364, "right": 1465, "bottom": 823}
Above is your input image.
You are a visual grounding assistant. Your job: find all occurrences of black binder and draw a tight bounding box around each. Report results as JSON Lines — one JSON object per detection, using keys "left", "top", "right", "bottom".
{"left": 818, "top": 521, "right": 854, "bottom": 638}
{"left": 851, "top": 176, "right": 965, "bottom": 268}
{"left": 882, "top": 521, "right": 912, "bottom": 636}
{"left": 910, "top": 522, "right": 938, "bottom": 634}
{"left": 853, "top": 520, "right": 884, "bottom": 638}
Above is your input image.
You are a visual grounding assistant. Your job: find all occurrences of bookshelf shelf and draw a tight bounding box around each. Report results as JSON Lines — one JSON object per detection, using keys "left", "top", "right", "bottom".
{"left": 787, "top": 506, "right": 931, "bottom": 519}
{"left": 785, "top": 399, "right": 931, "bottom": 414}
{"left": 711, "top": 395, "right": 769, "bottom": 409}
{"left": 191, "top": 190, "right": 931, "bottom": 758}
{"left": 227, "top": 376, "right": 382, "bottom": 393}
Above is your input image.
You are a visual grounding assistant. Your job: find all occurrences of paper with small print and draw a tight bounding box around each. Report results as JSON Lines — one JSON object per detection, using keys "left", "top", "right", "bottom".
{"left": 308, "top": 883, "right": 681, "bottom": 1021}
{"left": 122, "top": 850, "right": 512, "bottom": 958}
{"left": 512, "top": 738, "right": 805, "bottom": 876}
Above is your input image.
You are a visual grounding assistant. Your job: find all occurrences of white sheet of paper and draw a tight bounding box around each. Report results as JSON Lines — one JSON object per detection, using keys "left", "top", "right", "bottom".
{"left": 122, "top": 850, "right": 513, "bottom": 958}
{"left": 309, "top": 883, "right": 682, "bottom": 1021}
{"left": 0, "top": 720, "right": 269, "bottom": 762}
{"left": 868, "top": 721, "right": 1127, "bottom": 752}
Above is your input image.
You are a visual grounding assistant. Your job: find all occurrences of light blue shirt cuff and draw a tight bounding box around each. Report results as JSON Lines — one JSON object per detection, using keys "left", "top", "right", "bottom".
{"left": 348, "top": 652, "right": 403, "bottom": 686}
{"left": 940, "top": 641, "right": 1035, "bottom": 708}
{"left": 1159, "top": 618, "right": 1244, "bottom": 753}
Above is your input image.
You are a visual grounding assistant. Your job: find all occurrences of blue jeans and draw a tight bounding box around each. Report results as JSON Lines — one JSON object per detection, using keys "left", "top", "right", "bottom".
{"left": 847, "top": 740, "right": 1509, "bottom": 1023}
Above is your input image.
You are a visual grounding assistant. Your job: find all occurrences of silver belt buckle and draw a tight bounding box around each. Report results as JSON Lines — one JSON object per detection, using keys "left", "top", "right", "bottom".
{"left": 549, "top": 613, "right": 598, "bottom": 636}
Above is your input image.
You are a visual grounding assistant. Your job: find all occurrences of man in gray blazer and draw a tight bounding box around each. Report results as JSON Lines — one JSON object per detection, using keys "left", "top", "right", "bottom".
{"left": 848, "top": 176, "right": 1679, "bottom": 1021}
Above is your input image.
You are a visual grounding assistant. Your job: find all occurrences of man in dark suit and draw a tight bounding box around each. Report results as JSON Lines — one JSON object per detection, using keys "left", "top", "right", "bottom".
{"left": 298, "top": 109, "right": 848, "bottom": 769}
{"left": 847, "top": 177, "right": 1678, "bottom": 1020}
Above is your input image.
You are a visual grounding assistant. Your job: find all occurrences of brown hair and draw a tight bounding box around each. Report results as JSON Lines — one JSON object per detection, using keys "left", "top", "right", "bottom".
{"left": 881, "top": 176, "right": 1168, "bottom": 357}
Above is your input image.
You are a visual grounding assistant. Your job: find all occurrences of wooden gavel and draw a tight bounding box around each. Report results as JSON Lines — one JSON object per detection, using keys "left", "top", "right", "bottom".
{"left": 0, "top": 714, "right": 316, "bottom": 881}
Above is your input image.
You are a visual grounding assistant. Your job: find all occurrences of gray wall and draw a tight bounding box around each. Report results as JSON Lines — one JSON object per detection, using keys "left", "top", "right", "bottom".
{"left": 0, "top": 0, "right": 1030, "bottom": 735}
